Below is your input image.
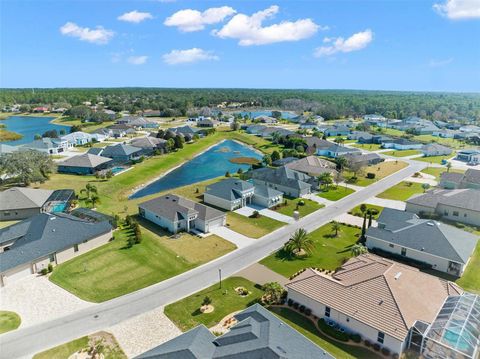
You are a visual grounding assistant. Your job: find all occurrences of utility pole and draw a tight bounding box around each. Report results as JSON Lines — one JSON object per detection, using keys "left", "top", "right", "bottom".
{"left": 219, "top": 268, "right": 222, "bottom": 289}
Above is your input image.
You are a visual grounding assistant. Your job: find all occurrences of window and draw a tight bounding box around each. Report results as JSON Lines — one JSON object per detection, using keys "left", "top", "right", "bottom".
{"left": 74, "top": 244, "right": 79, "bottom": 253}
{"left": 325, "top": 306, "right": 331, "bottom": 317}
{"left": 377, "top": 331, "right": 385, "bottom": 344}
{"left": 444, "top": 211, "right": 449, "bottom": 216}
{"left": 401, "top": 247, "right": 407, "bottom": 256}
{"left": 464, "top": 213, "right": 467, "bottom": 217}
{"left": 453, "top": 211, "right": 459, "bottom": 217}
{"left": 3, "top": 212, "right": 10, "bottom": 217}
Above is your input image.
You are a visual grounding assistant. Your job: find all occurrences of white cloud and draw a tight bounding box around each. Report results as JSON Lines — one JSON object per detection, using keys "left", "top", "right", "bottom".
{"left": 164, "top": 6, "right": 236, "bottom": 32}
{"left": 127, "top": 55, "right": 149, "bottom": 65}
{"left": 314, "top": 29, "right": 373, "bottom": 57}
{"left": 429, "top": 58, "right": 454, "bottom": 67}
{"left": 162, "top": 48, "right": 219, "bottom": 65}
{"left": 213, "top": 5, "right": 322, "bottom": 46}
{"left": 118, "top": 10, "right": 154, "bottom": 23}
{"left": 60, "top": 22, "right": 114, "bottom": 44}
{"left": 433, "top": 0, "right": 480, "bottom": 19}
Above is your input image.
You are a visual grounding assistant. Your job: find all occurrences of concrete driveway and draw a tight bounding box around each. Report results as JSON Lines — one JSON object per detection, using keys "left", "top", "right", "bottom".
{"left": 210, "top": 226, "right": 255, "bottom": 248}
{"left": 234, "top": 205, "right": 294, "bottom": 223}
{"left": 365, "top": 197, "right": 406, "bottom": 210}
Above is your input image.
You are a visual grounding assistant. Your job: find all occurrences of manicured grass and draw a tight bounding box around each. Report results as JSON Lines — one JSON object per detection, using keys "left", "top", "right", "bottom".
{"left": 227, "top": 212, "right": 284, "bottom": 239}
{"left": 164, "top": 277, "right": 263, "bottom": 331}
{"left": 50, "top": 224, "right": 236, "bottom": 302}
{"left": 348, "top": 204, "right": 384, "bottom": 219}
{"left": 349, "top": 143, "right": 382, "bottom": 151}
{"left": 415, "top": 152, "right": 456, "bottom": 164}
{"left": 33, "top": 337, "right": 89, "bottom": 359}
{"left": 0, "top": 311, "right": 21, "bottom": 334}
{"left": 383, "top": 149, "right": 421, "bottom": 157}
{"left": 377, "top": 181, "right": 425, "bottom": 201}
{"left": 344, "top": 160, "right": 408, "bottom": 186}
{"left": 412, "top": 135, "right": 466, "bottom": 150}
{"left": 270, "top": 307, "right": 383, "bottom": 359}
{"left": 456, "top": 241, "right": 480, "bottom": 294}
{"left": 274, "top": 198, "right": 324, "bottom": 217}
{"left": 421, "top": 167, "right": 464, "bottom": 181}
{"left": 260, "top": 223, "right": 360, "bottom": 277}
{"left": 317, "top": 186, "right": 355, "bottom": 201}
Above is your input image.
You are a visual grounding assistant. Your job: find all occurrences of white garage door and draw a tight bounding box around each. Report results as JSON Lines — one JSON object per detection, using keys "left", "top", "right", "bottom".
{"left": 4, "top": 264, "right": 33, "bottom": 285}
{"left": 207, "top": 217, "right": 226, "bottom": 232}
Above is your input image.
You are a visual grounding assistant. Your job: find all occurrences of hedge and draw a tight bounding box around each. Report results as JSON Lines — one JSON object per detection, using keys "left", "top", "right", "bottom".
{"left": 318, "top": 319, "right": 350, "bottom": 342}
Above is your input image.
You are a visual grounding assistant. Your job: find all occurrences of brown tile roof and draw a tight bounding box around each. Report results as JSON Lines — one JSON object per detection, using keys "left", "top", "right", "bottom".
{"left": 286, "top": 254, "right": 462, "bottom": 341}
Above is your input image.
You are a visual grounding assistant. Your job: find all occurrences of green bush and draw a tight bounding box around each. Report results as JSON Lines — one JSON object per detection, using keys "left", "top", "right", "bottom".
{"left": 349, "top": 333, "right": 362, "bottom": 343}
{"left": 318, "top": 319, "right": 349, "bottom": 342}
{"left": 40, "top": 268, "right": 48, "bottom": 275}
{"left": 47, "top": 263, "right": 53, "bottom": 273}
{"left": 366, "top": 172, "right": 376, "bottom": 179}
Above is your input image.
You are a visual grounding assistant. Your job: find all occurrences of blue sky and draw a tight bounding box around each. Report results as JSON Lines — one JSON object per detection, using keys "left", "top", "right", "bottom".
{"left": 1, "top": 0, "right": 479, "bottom": 91}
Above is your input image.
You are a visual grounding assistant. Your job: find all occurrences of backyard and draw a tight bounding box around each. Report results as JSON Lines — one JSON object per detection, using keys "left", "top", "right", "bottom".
{"left": 317, "top": 186, "right": 355, "bottom": 201}
{"left": 226, "top": 212, "right": 284, "bottom": 238}
{"left": 0, "top": 311, "right": 21, "bottom": 334}
{"left": 344, "top": 160, "right": 408, "bottom": 186}
{"left": 383, "top": 149, "right": 421, "bottom": 157}
{"left": 415, "top": 153, "right": 456, "bottom": 164}
{"left": 49, "top": 223, "right": 236, "bottom": 302}
{"left": 349, "top": 143, "right": 383, "bottom": 151}
{"left": 376, "top": 181, "right": 425, "bottom": 201}
{"left": 164, "top": 276, "right": 263, "bottom": 331}
{"left": 260, "top": 223, "right": 361, "bottom": 277}
{"left": 456, "top": 241, "right": 480, "bottom": 294}
{"left": 273, "top": 198, "right": 323, "bottom": 217}
{"left": 348, "top": 204, "right": 384, "bottom": 219}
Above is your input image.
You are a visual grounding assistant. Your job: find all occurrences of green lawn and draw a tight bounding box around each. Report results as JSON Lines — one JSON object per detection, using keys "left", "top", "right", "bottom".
{"left": 348, "top": 204, "right": 384, "bottom": 219}
{"left": 421, "top": 167, "right": 464, "bottom": 181}
{"left": 0, "top": 311, "right": 21, "bottom": 334}
{"left": 33, "top": 337, "right": 89, "bottom": 359}
{"left": 164, "top": 277, "right": 263, "bottom": 332}
{"left": 349, "top": 143, "right": 382, "bottom": 151}
{"left": 456, "top": 241, "right": 480, "bottom": 294}
{"left": 317, "top": 186, "right": 355, "bottom": 201}
{"left": 274, "top": 198, "right": 323, "bottom": 217}
{"left": 50, "top": 224, "right": 236, "bottom": 302}
{"left": 383, "top": 149, "right": 421, "bottom": 157}
{"left": 260, "top": 223, "right": 361, "bottom": 277}
{"left": 377, "top": 181, "right": 425, "bottom": 201}
{"left": 227, "top": 212, "right": 284, "bottom": 238}
{"left": 343, "top": 160, "right": 408, "bottom": 186}
{"left": 270, "top": 307, "right": 383, "bottom": 359}
{"left": 412, "top": 135, "right": 466, "bottom": 150}
{"left": 415, "top": 153, "right": 456, "bottom": 164}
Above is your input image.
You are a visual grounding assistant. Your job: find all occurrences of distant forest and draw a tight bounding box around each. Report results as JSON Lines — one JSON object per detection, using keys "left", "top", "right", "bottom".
{"left": 1, "top": 88, "right": 479, "bottom": 121}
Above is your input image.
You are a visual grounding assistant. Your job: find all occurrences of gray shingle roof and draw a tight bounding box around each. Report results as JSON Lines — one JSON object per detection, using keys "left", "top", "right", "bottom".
{"left": 440, "top": 172, "right": 464, "bottom": 185}
{"left": 368, "top": 208, "right": 478, "bottom": 264}
{"left": 131, "top": 137, "right": 167, "bottom": 149}
{"left": 0, "top": 187, "right": 53, "bottom": 211}
{"left": 135, "top": 304, "right": 334, "bottom": 359}
{"left": 253, "top": 184, "right": 283, "bottom": 199}
{"left": 0, "top": 213, "right": 112, "bottom": 272}
{"left": 102, "top": 143, "right": 142, "bottom": 157}
{"left": 249, "top": 166, "right": 312, "bottom": 191}
{"left": 58, "top": 153, "right": 112, "bottom": 168}
{"left": 464, "top": 169, "right": 480, "bottom": 184}
{"left": 205, "top": 179, "right": 254, "bottom": 201}
{"left": 285, "top": 156, "right": 337, "bottom": 176}
{"left": 407, "top": 188, "right": 480, "bottom": 212}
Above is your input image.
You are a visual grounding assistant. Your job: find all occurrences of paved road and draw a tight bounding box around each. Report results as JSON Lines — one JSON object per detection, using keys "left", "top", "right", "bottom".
{"left": 0, "top": 160, "right": 426, "bottom": 359}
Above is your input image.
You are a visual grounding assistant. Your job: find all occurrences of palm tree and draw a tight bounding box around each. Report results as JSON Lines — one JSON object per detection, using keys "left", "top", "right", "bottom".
{"left": 271, "top": 131, "right": 281, "bottom": 144}
{"left": 87, "top": 194, "right": 100, "bottom": 208}
{"left": 446, "top": 162, "right": 452, "bottom": 172}
{"left": 360, "top": 204, "right": 367, "bottom": 215}
{"left": 334, "top": 137, "right": 345, "bottom": 146}
{"left": 331, "top": 221, "right": 341, "bottom": 237}
{"left": 351, "top": 244, "right": 368, "bottom": 256}
{"left": 318, "top": 172, "right": 333, "bottom": 191}
{"left": 284, "top": 228, "right": 314, "bottom": 256}
{"left": 335, "top": 156, "right": 348, "bottom": 172}
{"left": 422, "top": 183, "right": 431, "bottom": 193}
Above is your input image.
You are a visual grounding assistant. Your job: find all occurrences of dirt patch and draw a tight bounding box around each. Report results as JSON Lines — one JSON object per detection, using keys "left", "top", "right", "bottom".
{"left": 229, "top": 157, "right": 260, "bottom": 165}
{"left": 200, "top": 305, "right": 214, "bottom": 313}
{"left": 234, "top": 287, "right": 250, "bottom": 297}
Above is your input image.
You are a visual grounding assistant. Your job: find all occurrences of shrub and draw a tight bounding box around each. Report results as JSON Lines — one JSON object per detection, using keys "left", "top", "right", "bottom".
{"left": 47, "top": 263, "right": 53, "bottom": 273}
{"left": 249, "top": 210, "right": 260, "bottom": 219}
{"left": 364, "top": 340, "right": 371, "bottom": 347}
{"left": 304, "top": 308, "right": 312, "bottom": 316}
{"left": 373, "top": 343, "right": 381, "bottom": 351}
{"left": 298, "top": 200, "right": 305, "bottom": 206}
{"left": 381, "top": 347, "right": 390, "bottom": 356}
{"left": 366, "top": 172, "right": 376, "bottom": 179}
{"left": 318, "top": 319, "right": 349, "bottom": 342}
{"left": 299, "top": 305, "right": 305, "bottom": 313}
{"left": 40, "top": 268, "right": 48, "bottom": 275}
{"left": 292, "top": 302, "right": 299, "bottom": 310}
{"left": 392, "top": 353, "right": 399, "bottom": 359}
{"left": 349, "top": 334, "right": 362, "bottom": 343}
{"left": 287, "top": 299, "right": 293, "bottom": 307}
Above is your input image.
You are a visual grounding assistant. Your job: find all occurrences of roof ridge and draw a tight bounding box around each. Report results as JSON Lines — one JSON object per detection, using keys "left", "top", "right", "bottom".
{"left": 381, "top": 272, "right": 410, "bottom": 332}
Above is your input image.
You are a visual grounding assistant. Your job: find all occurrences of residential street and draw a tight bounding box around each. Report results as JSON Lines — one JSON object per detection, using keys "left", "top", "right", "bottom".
{"left": 0, "top": 160, "right": 427, "bottom": 359}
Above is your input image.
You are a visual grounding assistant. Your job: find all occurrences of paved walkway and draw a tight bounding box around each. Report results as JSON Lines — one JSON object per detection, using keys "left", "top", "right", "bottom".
{"left": 234, "top": 205, "right": 294, "bottom": 224}
{"left": 236, "top": 263, "right": 289, "bottom": 286}
{"left": 365, "top": 197, "right": 406, "bottom": 210}
{"left": 210, "top": 226, "right": 255, "bottom": 248}
{"left": 405, "top": 172, "right": 437, "bottom": 186}
{"left": 334, "top": 213, "right": 377, "bottom": 227}
{"left": 305, "top": 193, "right": 333, "bottom": 206}
{"left": 109, "top": 306, "right": 181, "bottom": 358}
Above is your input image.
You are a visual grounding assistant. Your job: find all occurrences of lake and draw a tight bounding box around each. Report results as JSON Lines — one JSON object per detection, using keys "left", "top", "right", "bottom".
{"left": 1, "top": 116, "right": 70, "bottom": 145}
{"left": 234, "top": 110, "right": 297, "bottom": 120}
{"left": 130, "top": 140, "right": 262, "bottom": 199}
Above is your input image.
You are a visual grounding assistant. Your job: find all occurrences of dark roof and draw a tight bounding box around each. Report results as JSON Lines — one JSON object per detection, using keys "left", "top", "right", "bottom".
{"left": 272, "top": 157, "right": 298, "bottom": 166}
{"left": 135, "top": 304, "right": 334, "bottom": 359}
{"left": 58, "top": 153, "right": 112, "bottom": 168}
{"left": 205, "top": 179, "right": 254, "bottom": 201}
{"left": 131, "top": 137, "right": 167, "bottom": 149}
{"left": 342, "top": 152, "right": 383, "bottom": 163}
{"left": 253, "top": 184, "right": 283, "bottom": 199}
{"left": 87, "top": 147, "right": 104, "bottom": 155}
{"left": 303, "top": 137, "right": 333, "bottom": 150}
{"left": 440, "top": 172, "right": 464, "bottom": 185}
{"left": 102, "top": 143, "right": 142, "bottom": 157}
{"left": 407, "top": 188, "right": 480, "bottom": 212}
{"left": 0, "top": 213, "right": 112, "bottom": 272}
{"left": 249, "top": 166, "right": 312, "bottom": 191}
{"left": 368, "top": 208, "right": 478, "bottom": 264}
{"left": 464, "top": 169, "right": 480, "bottom": 184}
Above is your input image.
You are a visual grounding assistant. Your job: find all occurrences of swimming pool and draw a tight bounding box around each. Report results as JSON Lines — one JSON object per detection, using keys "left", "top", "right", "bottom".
{"left": 111, "top": 166, "right": 126, "bottom": 174}
{"left": 50, "top": 203, "right": 67, "bottom": 213}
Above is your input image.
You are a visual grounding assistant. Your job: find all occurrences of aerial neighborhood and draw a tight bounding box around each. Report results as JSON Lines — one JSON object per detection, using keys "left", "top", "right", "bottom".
{"left": 0, "top": 90, "right": 479, "bottom": 359}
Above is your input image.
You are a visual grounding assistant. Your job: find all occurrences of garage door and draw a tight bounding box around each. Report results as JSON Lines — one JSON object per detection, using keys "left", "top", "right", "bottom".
{"left": 207, "top": 217, "right": 225, "bottom": 232}
{"left": 4, "top": 264, "right": 33, "bottom": 285}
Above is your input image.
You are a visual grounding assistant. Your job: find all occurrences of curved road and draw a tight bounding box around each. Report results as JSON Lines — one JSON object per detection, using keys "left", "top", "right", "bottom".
{"left": 0, "top": 160, "right": 426, "bottom": 358}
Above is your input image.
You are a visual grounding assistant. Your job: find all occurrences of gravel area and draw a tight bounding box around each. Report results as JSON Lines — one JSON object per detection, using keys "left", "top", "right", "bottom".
{"left": 108, "top": 306, "right": 181, "bottom": 358}
{"left": 0, "top": 275, "right": 92, "bottom": 328}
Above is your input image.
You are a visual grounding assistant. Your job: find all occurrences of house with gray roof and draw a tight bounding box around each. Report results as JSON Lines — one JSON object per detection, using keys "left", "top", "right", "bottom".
{"left": 0, "top": 213, "right": 112, "bottom": 286}
{"left": 204, "top": 178, "right": 283, "bottom": 211}
{"left": 58, "top": 153, "right": 113, "bottom": 175}
{"left": 406, "top": 188, "right": 480, "bottom": 227}
{"left": 440, "top": 169, "right": 480, "bottom": 190}
{"left": 341, "top": 152, "right": 384, "bottom": 166}
{"left": 381, "top": 138, "right": 423, "bottom": 150}
{"left": 101, "top": 143, "right": 143, "bottom": 164}
{"left": 324, "top": 125, "right": 351, "bottom": 137}
{"left": 21, "top": 137, "right": 69, "bottom": 155}
{"left": 366, "top": 208, "right": 478, "bottom": 276}
{"left": 135, "top": 303, "right": 334, "bottom": 359}
{"left": 247, "top": 166, "right": 314, "bottom": 198}
{"left": 138, "top": 194, "right": 226, "bottom": 234}
{"left": 168, "top": 126, "right": 200, "bottom": 137}
{"left": 421, "top": 143, "right": 453, "bottom": 157}
{"left": 316, "top": 143, "right": 361, "bottom": 158}
{"left": 0, "top": 187, "right": 53, "bottom": 221}
{"left": 284, "top": 155, "right": 337, "bottom": 177}
{"left": 456, "top": 149, "right": 480, "bottom": 164}
{"left": 117, "top": 116, "right": 157, "bottom": 129}
{"left": 130, "top": 136, "right": 167, "bottom": 155}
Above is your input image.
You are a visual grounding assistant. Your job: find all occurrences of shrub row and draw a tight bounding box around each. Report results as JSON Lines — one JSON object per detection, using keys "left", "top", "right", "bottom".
{"left": 318, "top": 319, "right": 349, "bottom": 342}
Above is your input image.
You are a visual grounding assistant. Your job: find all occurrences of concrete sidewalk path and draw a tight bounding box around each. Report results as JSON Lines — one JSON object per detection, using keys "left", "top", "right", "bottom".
{"left": 210, "top": 226, "right": 256, "bottom": 248}
{"left": 365, "top": 197, "right": 406, "bottom": 210}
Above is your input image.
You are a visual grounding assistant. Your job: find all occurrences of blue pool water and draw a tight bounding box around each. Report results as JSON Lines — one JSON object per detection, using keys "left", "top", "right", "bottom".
{"left": 50, "top": 203, "right": 67, "bottom": 213}
{"left": 1, "top": 116, "right": 70, "bottom": 145}
{"left": 111, "top": 166, "right": 126, "bottom": 174}
{"left": 130, "top": 140, "right": 262, "bottom": 199}
{"left": 234, "top": 110, "right": 297, "bottom": 120}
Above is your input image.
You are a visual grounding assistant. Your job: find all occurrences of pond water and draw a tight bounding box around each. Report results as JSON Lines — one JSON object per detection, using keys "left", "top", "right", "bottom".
{"left": 234, "top": 110, "right": 297, "bottom": 120}
{"left": 1, "top": 116, "right": 70, "bottom": 145}
{"left": 130, "top": 140, "right": 262, "bottom": 199}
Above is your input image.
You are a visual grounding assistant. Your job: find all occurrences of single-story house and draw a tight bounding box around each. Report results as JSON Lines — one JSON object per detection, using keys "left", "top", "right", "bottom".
{"left": 117, "top": 116, "right": 157, "bottom": 129}
{"left": 324, "top": 125, "right": 351, "bottom": 137}
{"left": 258, "top": 127, "right": 295, "bottom": 139}
{"left": 0, "top": 213, "right": 112, "bottom": 286}
{"left": 102, "top": 109, "right": 116, "bottom": 120}
{"left": 371, "top": 135, "right": 392, "bottom": 144}
{"left": 286, "top": 254, "right": 463, "bottom": 356}
{"left": 100, "top": 143, "right": 143, "bottom": 164}
{"left": 168, "top": 125, "right": 200, "bottom": 137}
{"left": 57, "top": 153, "right": 113, "bottom": 175}
{"left": 32, "top": 106, "right": 49, "bottom": 113}
{"left": 432, "top": 129, "right": 457, "bottom": 138}
{"left": 105, "top": 124, "right": 136, "bottom": 138}
{"left": 138, "top": 194, "right": 226, "bottom": 234}
{"left": 247, "top": 166, "right": 313, "bottom": 198}
{"left": 347, "top": 131, "right": 373, "bottom": 141}
{"left": 421, "top": 143, "right": 453, "bottom": 157}
{"left": 203, "top": 178, "right": 283, "bottom": 211}
{"left": 0, "top": 187, "right": 53, "bottom": 221}
{"left": 341, "top": 152, "right": 385, "bottom": 166}
{"left": 365, "top": 208, "right": 478, "bottom": 276}
{"left": 21, "top": 137, "right": 69, "bottom": 155}
{"left": 245, "top": 124, "right": 266, "bottom": 135}
{"left": 60, "top": 131, "right": 104, "bottom": 147}
{"left": 381, "top": 138, "right": 423, "bottom": 150}
{"left": 303, "top": 137, "right": 334, "bottom": 155}
{"left": 456, "top": 149, "right": 480, "bottom": 164}
{"left": 285, "top": 156, "right": 337, "bottom": 177}
{"left": 254, "top": 115, "right": 277, "bottom": 124}
{"left": 197, "top": 119, "right": 219, "bottom": 128}
{"left": 406, "top": 188, "right": 480, "bottom": 227}
{"left": 440, "top": 169, "right": 480, "bottom": 190}
{"left": 272, "top": 157, "right": 298, "bottom": 166}
{"left": 135, "top": 304, "right": 334, "bottom": 359}
{"left": 316, "top": 144, "right": 361, "bottom": 158}
{"left": 299, "top": 121, "right": 321, "bottom": 130}
{"left": 130, "top": 136, "right": 167, "bottom": 155}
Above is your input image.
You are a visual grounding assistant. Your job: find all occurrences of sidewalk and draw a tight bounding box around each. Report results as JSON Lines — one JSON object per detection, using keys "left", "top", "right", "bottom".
{"left": 209, "top": 226, "right": 256, "bottom": 248}
{"left": 364, "top": 197, "right": 406, "bottom": 210}
{"left": 234, "top": 205, "right": 294, "bottom": 224}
